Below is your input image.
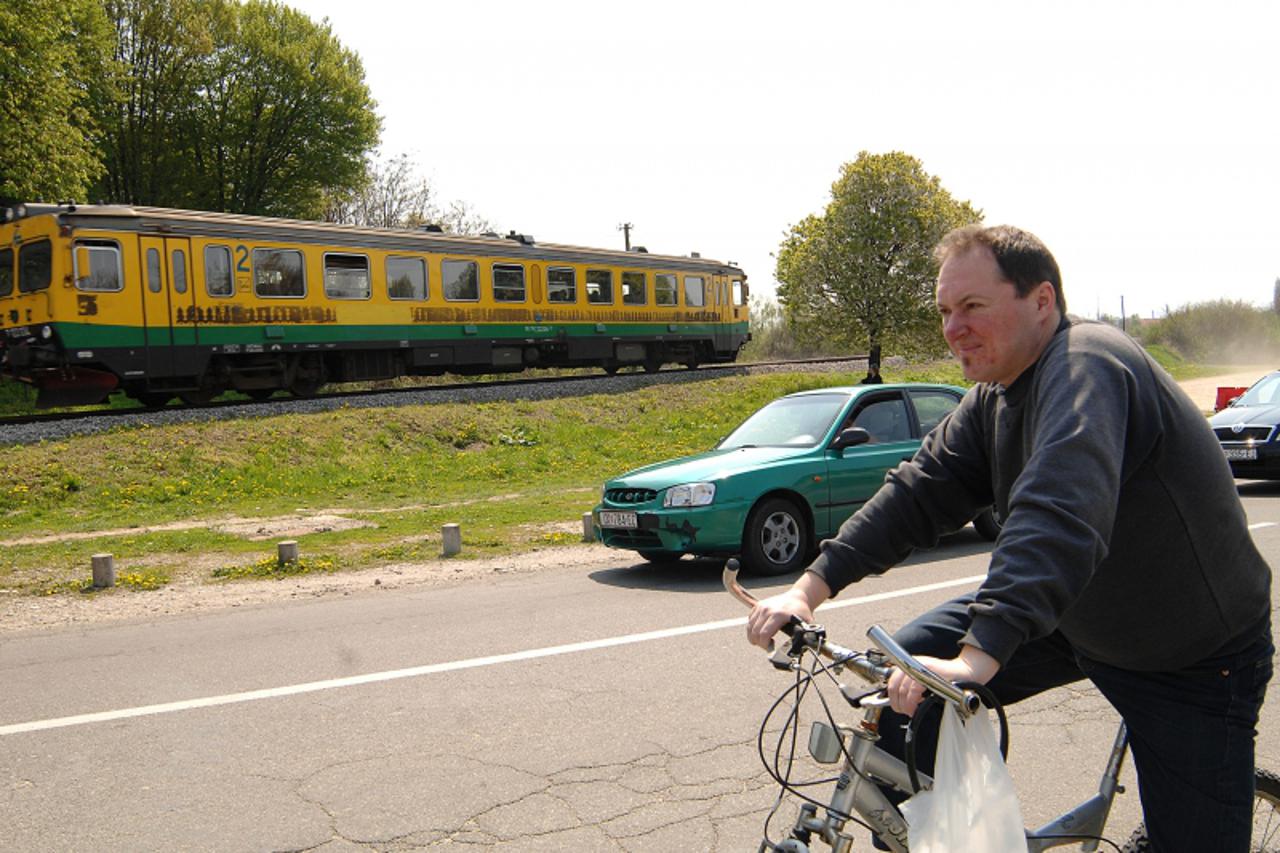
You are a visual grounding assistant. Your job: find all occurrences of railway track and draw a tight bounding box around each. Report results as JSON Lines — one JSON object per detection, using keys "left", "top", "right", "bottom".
{"left": 0, "top": 355, "right": 871, "bottom": 446}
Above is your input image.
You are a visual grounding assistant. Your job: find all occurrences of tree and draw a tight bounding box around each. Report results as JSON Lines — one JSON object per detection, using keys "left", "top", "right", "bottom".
{"left": 775, "top": 152, "right": 981, "bottom": 358}
{"left": 92, "top": 0, "right": 380, "bottom": 218}
{"left": 95, "top": 0, "right": 220, "bottom": 207}
{"left": 0, "top": 0, "right": 114, "bottom": 204}
{"left": 324, "top": 152, "right": 495, "bottom": 235}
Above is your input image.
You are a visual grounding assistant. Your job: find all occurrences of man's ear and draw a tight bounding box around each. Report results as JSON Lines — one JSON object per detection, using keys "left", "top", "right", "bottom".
{"left": 1036, "top": 281, "right": 1056, "bottom": 314}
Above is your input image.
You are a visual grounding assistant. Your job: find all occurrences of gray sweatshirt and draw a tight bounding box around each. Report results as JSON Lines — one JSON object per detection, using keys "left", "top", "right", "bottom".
{"left": 808, "top": 318, "right": 1271, "bottom": 670}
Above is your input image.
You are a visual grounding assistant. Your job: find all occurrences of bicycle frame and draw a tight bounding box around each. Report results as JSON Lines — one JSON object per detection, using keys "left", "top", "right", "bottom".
{"left": 726, "top": 564, "right": 1134, "bottom": 852}
{"left": 787, "top": 704, "right": 1130, "bottom": 852}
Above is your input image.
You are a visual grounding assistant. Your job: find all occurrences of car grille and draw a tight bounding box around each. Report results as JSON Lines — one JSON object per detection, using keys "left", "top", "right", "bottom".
{"left": 605, "top": 488, "right": 658, "bottom": 505}
{"left": 604, "top": 529, "right": 663, "bottom": 548}
{"left": 1214, "top": 426, "right": 1274, "bottom": 443}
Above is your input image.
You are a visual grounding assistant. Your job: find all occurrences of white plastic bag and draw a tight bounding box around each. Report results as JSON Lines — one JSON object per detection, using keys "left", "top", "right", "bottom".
{"left": 899, "top": 703, "right": 1026, "bottom": 852}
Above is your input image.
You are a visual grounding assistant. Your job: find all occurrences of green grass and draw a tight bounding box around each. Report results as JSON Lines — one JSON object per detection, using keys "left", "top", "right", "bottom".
{"left": 3, "top": 369, "right": 902, "bottom": 595}
{"left": 0, "top": 352, "right": 1209, "bottom": 597}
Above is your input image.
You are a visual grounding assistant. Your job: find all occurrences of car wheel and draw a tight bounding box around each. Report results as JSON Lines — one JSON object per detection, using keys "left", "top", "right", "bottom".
{"left": 973, "top": 507, "right": 1003, "bottom": 541}
{"left": 742, "top": 497, "right": 810, "bottom": 576}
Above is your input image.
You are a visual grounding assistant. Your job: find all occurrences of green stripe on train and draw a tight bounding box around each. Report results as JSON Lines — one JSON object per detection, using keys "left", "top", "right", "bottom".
{"left": 55, "top": 321, "right": 750, "bottom": 348}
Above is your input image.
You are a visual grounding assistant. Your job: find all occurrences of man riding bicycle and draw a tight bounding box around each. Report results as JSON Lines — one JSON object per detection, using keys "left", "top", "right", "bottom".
{"left": 746, "top": 225, "right": 1273, "bottom": 852}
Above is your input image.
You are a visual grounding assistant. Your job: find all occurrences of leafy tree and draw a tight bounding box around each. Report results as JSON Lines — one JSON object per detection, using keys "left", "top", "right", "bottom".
{"left": 0, "top": 0, "right": 114, "bottom": 204}
{"left": 93, "top": 0, "right": 380, "bottom": 218}
{"left": 775, "top": 152, "right": 981, "bottom": 358}
{"left": 324, "top": 152, "right": 495, "bottom": 235}
{"left": 95, "top": 0, "right": 219, "bottom": 206}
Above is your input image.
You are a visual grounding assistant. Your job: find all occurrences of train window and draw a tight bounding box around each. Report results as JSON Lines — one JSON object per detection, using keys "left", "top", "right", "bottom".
{"left": 323, "top": 253, "right": 371, "bottom": 300}
{"left": 733, "top": 279, "right": 745, "bottom": 306}
{"left": 71, "top": 241, "right": 121, "bottom": 292}
{"left": 654, "top": 273, "right": 677, "bottom": 306}
{"left": 0, "top": 248, "right": 12, "bottom": 297}
{"left": 173, "top": 250, "right": 188, "bottom": 294}
{"left": 547, "top": 266, "right": 576, "bottom": 303}
{"left": 387, "top": 256, "right": 427, "bottom": 300}
{"left": 492, "top": 263, "right": 526, "bottom": 302}
{"left": 18, "top": 240, "right": 52, "bottom": 293}
{"left": 252, "top": 248, "right": 305, "bottom": 298}
{"left": 443, "top": 259, "right": 479, "bottom": 301}
{"left": 205, "top": 245, "right": 233, "bottom": 297}
{"left": 146, "top": 248, "right": 162, "bottom": 293}
{"left": 586, "top": 269, "right": 613, "bottom": 304}
{"left": 684, "top": 275, "right": 706, "bottom": 307}
{"left": 621, "top": 271, "right": 646, "bottom": 305}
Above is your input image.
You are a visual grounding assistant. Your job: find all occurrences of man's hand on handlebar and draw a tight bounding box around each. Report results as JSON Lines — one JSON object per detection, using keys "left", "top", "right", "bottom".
{"left": 885, "top": 645, "right": 1001, "bottom": 716}
{"left": 746, "top": 589, "right": 814, "bottom": 649}
{"left": 745, "top": 572, "right": 833, "bottom": 649}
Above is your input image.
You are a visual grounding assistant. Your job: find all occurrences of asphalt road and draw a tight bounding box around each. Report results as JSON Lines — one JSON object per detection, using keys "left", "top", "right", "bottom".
{"left": 4, "top": 488, "right": 1280, "bottom": 852}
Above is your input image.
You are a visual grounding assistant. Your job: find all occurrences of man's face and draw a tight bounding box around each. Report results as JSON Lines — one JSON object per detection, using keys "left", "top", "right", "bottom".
{"left": 935, "top": 246, "right": 1057, "bottom": 387}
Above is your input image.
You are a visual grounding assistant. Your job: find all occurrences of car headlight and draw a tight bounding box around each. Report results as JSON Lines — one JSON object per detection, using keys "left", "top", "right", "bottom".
{"left": 664, "top": 482, "right": 716, "bottom": 507}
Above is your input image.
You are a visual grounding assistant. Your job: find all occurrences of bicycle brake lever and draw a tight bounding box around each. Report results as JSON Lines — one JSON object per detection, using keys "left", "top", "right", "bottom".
{"left": 769, "top": 644, "right": 794, "bottom": 671}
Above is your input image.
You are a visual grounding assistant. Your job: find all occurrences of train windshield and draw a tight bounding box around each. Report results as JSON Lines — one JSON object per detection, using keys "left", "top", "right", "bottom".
{"left": 0, "top": 247, "right": 13, "bottom": 297}
{"left": 718, "top": 393, "right": 849, "bottom": 449}
{"left": 18, "top": 240, "right": 51, "bottom": 293}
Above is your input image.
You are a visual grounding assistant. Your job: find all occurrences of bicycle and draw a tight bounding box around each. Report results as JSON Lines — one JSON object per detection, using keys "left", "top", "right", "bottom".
{"left": 724, "top": 561, "right": 1280, "bottom": 852}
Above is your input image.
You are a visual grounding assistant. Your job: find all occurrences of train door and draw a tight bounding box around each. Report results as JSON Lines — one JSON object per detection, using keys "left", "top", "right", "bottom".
{"left": 138, "top": 236, "right": 195, "bottom": 378}
{"left": 731, "top": 276, "right": 748, "bottom": 326}
{"left": 712, "top": 274, "right": 733, "bottom": 354}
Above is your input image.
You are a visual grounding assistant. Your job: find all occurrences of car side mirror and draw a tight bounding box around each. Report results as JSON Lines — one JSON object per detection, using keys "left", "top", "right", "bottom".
{"left": 831, "top": 427, "right": 871, "bottom": 451}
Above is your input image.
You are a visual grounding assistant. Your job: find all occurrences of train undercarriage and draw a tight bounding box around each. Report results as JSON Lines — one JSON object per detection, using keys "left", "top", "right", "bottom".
{"left": 3, "top": 333, "right": 739, "bottom": 409}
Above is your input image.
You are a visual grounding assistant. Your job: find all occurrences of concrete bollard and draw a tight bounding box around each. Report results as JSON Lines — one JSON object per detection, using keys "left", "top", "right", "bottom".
{"left": 91, "top": 553, "right": 116, "bottom": 588}
{"left": 442, "top": 523, "right": 462, "bottom": 557}
{"left": 277, "top": 540, "right": 300, "bottom": 565}
{"left": 582, "top": 512, "right": 595, "bottom": 542}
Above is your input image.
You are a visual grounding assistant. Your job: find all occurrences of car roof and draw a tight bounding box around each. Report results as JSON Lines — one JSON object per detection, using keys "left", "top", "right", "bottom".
{"left": 780, "top": 383, "right": 965, "bottom": 399}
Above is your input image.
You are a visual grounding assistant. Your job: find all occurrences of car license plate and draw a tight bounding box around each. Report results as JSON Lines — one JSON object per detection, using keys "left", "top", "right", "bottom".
{"left": 1224, "top": 447, "right": 1258, "bottom": 460}
{"left": 599, "top": 511, "right": 638, "bottom": 529}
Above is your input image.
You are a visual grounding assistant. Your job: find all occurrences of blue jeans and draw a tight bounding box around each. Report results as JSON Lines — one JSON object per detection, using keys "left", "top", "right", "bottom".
{"left": 874, "top": 594, "right": 1272, "bottom": 853}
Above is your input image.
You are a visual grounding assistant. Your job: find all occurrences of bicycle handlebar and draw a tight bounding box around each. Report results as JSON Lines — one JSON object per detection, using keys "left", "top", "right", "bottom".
{"left": 724, "top": 559, "right": 981, "bottom": 716}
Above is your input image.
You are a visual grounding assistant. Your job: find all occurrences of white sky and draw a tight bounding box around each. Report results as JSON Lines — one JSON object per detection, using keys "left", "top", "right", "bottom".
{"left": 286, "top": 0, "right": 1280, "bottom": 320}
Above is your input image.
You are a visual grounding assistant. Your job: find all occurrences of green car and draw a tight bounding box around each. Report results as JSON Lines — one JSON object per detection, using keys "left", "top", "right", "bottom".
{"left": 592, "top": 383, "right": 998, "bottom": 575}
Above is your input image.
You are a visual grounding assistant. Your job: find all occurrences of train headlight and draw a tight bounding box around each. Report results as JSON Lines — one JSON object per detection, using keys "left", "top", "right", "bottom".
{"left": 40, "top": 325, "right": 53, "bottom": 340}
{"left": 664, "top": 483, "right": 716, "bottom": 507}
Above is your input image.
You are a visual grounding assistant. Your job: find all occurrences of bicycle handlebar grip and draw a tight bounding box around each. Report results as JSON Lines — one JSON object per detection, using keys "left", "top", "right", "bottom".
{"left": 866, "top": 624, "right": 982, "bottom": 715}
{"left": 779, "top": 614, "right": 803, "bottom": 637}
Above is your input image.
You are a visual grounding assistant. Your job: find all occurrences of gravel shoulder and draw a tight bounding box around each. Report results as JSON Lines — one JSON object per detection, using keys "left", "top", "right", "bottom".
{"left": 0, "top": 542, "right": 628, "bottom": 637}
{"left": 3, "top": 365, "right": 1268, "bottom": 637}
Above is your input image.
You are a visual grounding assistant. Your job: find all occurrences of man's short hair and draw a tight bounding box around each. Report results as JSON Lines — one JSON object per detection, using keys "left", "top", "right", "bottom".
{"left": 935, "top": 225, "right": 1067, "bottom": 315}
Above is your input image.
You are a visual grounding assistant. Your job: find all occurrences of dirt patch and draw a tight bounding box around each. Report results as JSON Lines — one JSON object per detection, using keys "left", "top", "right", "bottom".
{"left": 0, "top": 513, "right": 375, "bottom": 548}
{"left": 211, "top": 514, "right": 375, "bottom": 541}
{"left": 1178, "top": 366, "right": 1271, "bottom": 412}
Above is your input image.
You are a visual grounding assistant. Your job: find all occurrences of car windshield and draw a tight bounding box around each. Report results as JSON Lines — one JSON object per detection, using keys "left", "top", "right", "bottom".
{"left": 1235, "top": 374, "right": 1280, "bottom": 407}
{"left": 717, "top": 393, "right": 849, "bottom": 449}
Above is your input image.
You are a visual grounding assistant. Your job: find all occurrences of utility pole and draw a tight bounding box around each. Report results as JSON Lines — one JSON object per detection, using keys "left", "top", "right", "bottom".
{"left": 618, "top": 222, "right": 633, "bottom": 251}
{"left": 1120, "top": 295, "right": 1126, "bottom": 332}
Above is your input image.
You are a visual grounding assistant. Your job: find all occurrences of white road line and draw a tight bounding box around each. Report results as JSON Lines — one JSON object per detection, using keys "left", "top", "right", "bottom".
{"left": 0, "top": 573, "right": 985, "bottom": 737}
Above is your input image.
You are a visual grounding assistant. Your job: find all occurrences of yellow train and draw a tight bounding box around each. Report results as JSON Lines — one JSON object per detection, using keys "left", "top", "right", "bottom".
{"left": 0, "top": 203, "right": 749, "bottom": 407}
